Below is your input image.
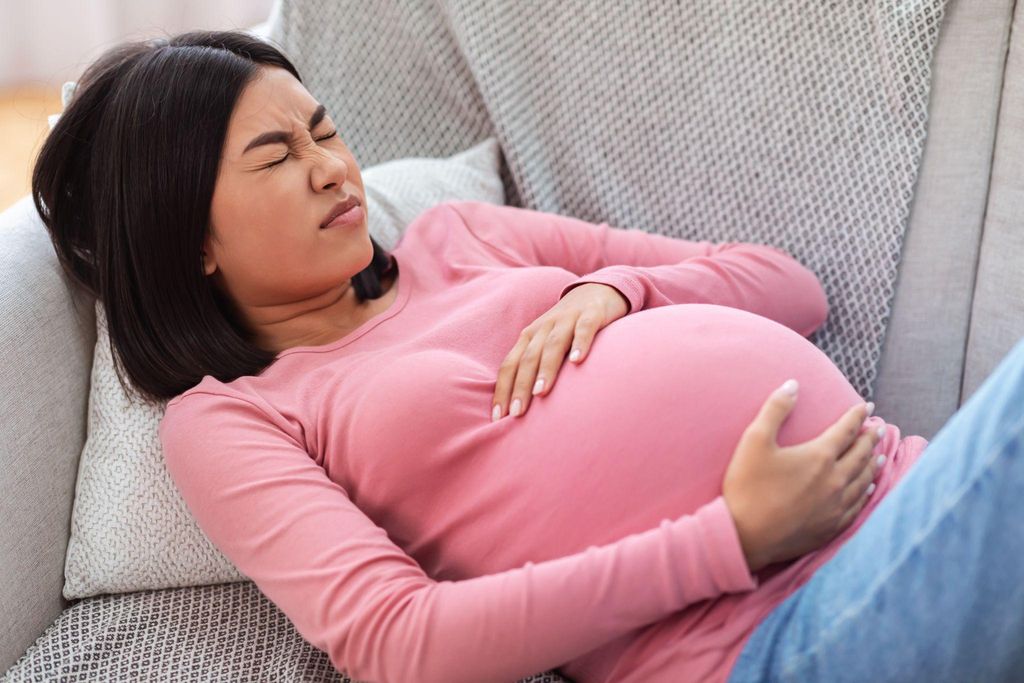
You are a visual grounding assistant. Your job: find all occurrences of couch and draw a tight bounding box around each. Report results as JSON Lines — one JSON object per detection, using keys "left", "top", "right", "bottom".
{"left": 3, "top": 0, "right": 1023, "bottom": 680}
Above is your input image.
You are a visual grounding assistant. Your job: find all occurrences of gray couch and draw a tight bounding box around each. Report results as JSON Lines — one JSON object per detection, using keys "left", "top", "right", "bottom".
{"left": 3, "top": 0, "right": 1023, "bottom": 680}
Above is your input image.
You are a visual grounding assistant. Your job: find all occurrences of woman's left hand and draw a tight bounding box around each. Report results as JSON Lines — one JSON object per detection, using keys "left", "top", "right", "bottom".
{"left": 491, "top": 283, "right": 630, "bottom": 422}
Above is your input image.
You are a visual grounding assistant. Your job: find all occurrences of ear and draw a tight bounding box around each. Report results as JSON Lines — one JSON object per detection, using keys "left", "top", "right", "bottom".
{"left": 202, "top": 234, "right": 217, "bottom": 276}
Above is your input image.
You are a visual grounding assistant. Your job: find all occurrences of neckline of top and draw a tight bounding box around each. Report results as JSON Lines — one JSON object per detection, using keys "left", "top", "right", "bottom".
{"left": 273, "top": 251, "right": 410, "bottom": 359}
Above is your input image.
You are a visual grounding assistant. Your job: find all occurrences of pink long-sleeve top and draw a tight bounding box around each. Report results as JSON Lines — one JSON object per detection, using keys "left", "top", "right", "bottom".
{"left": 158, "top": 200, "right": 929, "bottom": 683}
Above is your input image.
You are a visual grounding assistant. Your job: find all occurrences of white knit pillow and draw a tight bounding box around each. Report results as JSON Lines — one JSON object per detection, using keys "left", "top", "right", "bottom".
{"left": 63, "top": 137, "right": 506, "bottom": 599}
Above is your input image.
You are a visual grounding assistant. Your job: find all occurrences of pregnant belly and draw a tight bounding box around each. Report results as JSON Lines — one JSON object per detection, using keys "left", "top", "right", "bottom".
{"left": 348, "top": 303, "right": 868, "bottom": 581}
{"left": 475, "top": 303, "right": 866, "bottom": 571}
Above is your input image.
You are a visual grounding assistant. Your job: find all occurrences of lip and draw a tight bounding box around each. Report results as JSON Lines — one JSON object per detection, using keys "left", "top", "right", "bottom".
{"left": 320, "top": 195, "right": 362, "bottom": 229}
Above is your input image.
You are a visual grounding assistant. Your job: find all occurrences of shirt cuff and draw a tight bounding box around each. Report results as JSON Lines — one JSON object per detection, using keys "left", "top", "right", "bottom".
{"left": 559, "top": 272, "right": 643, "bottom": 314}
{"left": 694, "top": 495, "right": 761, "bottom": 593}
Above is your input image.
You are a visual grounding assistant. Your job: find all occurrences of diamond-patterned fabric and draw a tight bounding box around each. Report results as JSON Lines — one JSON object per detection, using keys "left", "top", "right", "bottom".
{"left": 1, "top": 581, "right": 567, "bottom": 682}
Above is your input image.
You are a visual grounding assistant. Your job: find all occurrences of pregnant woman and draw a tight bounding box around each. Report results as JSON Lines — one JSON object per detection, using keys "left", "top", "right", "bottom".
{"left": 33, "top": 29, "right": 1024, "bottom": 683}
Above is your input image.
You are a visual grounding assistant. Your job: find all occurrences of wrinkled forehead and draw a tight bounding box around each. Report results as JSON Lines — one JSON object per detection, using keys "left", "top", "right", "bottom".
{"left": 225, "top": 69, "right": 320, "bottom": 159}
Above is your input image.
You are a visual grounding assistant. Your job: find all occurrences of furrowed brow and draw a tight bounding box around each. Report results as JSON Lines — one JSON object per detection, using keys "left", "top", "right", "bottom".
{"left": 243, "top": 103, "right": 328, "bottom": 154}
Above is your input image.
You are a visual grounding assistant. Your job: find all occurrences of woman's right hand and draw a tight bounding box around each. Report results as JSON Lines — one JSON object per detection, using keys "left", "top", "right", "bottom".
{"left": 721, "top": 380, "right": 885, "bottom": 573}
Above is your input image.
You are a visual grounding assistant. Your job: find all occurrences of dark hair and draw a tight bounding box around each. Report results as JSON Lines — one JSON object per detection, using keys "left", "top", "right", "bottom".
{"left": 31, "top": 29, "right": 396, "bottom": 406}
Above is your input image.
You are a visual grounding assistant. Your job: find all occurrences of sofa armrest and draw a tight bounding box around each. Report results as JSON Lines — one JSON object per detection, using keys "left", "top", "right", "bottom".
{"left": 0, "top": 195, "right": 97, "bottom": 674}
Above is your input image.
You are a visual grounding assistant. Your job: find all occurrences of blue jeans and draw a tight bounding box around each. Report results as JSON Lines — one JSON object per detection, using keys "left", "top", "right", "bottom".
{"left": 727, "top": 335, "right": 1024, "bottom": 683}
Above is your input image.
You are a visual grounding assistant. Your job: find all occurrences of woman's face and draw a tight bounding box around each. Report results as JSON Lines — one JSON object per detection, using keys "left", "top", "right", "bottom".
{"left": 204, "top": 65, "right": 374, "bottom": 351}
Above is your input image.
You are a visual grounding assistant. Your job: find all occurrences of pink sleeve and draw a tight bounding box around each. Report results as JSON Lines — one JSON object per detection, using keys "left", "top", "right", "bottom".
{"left": 444, "top": 200, "right": 829, "bottom": 339}
{"left": 159, "top": 391, "right": 760, "bottom": 683}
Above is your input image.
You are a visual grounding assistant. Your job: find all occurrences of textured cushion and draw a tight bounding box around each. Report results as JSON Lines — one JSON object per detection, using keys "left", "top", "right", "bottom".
{"left": 61, "top": 137, "right": 505, "bottom": 601}
{"left": 268, "top": 0, "right": 951, "bottom": 409}
{"left": 359, "top": 138, "right": 507, "bottom": 252}
{"left": 2, "top": 582, "right": 569, "bottom": 683}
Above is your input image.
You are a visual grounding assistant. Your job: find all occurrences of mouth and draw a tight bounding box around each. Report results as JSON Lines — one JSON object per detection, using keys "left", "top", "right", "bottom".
{"left": 320, "top": 195, "right": 363, "bottom": 229}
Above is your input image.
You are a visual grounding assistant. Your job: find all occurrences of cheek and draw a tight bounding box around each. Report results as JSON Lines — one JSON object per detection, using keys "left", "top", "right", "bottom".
{"left": 248, "top": 180, "right": 315, "bottom": 239}
{"left": 219, "top": 206, "right": 299, "bottom": 268}
{"left": 255, "top": 176, "right": 293, "bottom": 208}
{"left": 213, "top": 180, "right": 278, "bottom": 237}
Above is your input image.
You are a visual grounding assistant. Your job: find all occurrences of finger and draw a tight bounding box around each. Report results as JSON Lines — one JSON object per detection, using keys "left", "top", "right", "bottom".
{"left": 839, "top": 428, "right": 882, "bottom": 500}
{"left": 492, "top": 331, "right": 532, "bottom": 421}
{"left": 805, "top": 401, "right": 872, "bottom": 460}
{"left": 836, "top": 469, "right": 876, "bottom": 531}
{"left": 508, "top": 326, "right": 555, "bottom": 417}
{"left": 531, "top": 319, "right": 578, "bottom": 398}
{"left": 566, "top": 313, "right": 602, "bottom": 364}
{"left": 746, "top": 379, "right": 800, "bottom": 447}
{"left": 836, "top": 422, "right": 884, "bottom": 485}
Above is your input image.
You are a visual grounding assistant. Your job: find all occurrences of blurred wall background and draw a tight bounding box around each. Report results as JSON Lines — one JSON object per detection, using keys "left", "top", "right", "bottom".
{"left": 0, "top": 0, "right": 277, "bottom": 212}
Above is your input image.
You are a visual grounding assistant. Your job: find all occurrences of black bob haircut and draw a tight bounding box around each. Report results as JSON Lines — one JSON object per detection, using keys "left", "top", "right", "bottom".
{"left": 32, "top": 29, "right": 396, "bottom": 406}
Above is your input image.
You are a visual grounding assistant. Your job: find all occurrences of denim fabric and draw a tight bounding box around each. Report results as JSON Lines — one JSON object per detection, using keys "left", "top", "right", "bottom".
{"left": 728, "top": 335, "right": 1024, "bottom": 683}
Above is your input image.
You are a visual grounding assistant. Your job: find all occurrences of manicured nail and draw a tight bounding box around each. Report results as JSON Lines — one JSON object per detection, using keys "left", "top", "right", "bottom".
{"left": 866, "top": 482, "right": 877, "bottom": 496}
{"left": 865, "top": 401, "right": 875, "bottom": 416}
{"left": 569, "top": 348, "right": 581, "bottom": 362}
{"left": 876, "top": 425, "right": 887, "bottom": 439}
{"left": 532, "top": 378, "right": 545, "bottom": 395}
{"left": 510, "top": 398, "right": 522, "bottom": 417}
{"left": 876, "top": 454, "right": 887, "bottom": 468}
{"left": 492, "top": 404, "right": 501, "bottom": 422}
{"left": 779, "top": 379, "right": 798, "bottom": 395}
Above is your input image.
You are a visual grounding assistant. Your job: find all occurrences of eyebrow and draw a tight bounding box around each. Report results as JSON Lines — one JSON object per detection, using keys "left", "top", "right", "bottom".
{"left": 243, "top": 103, "right": 328, "bottom": 154}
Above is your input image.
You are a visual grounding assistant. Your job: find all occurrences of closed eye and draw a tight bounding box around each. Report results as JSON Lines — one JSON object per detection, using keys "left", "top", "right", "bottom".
{"left": 262, "top": 130, "right": 338, "bottom": 170}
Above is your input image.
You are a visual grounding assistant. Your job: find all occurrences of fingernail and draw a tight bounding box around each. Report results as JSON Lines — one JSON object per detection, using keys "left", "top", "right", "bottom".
{"left": 779, "top": 379, "right": 798, "bottom": 396}
{"left": 866, "top": 482, "right": 877, "bottom": 496}
{"left": 865, "top": 401, "right": 875, "bottom": 416}
{"left": 876, "top": 425, "right": 887, "bottom": 439}
{"left": 569, "top": 349, "right": 581, "bottom": 362}
{"left": 492, "top": 404, "right": 501, "bottom": 422}
{"left": 532, "top": 378, "right": 545, "bottom": 395}
{"left": 876, "top": 454, "right": 886, "bottom": 468}
{"left": 510, "top": 398, "right": 522, "bottom": 417}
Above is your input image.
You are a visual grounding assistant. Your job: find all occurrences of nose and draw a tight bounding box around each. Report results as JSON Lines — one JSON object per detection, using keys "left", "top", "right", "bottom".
{"left": 311, "top": 148, "right": 350, "bottom": 192}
